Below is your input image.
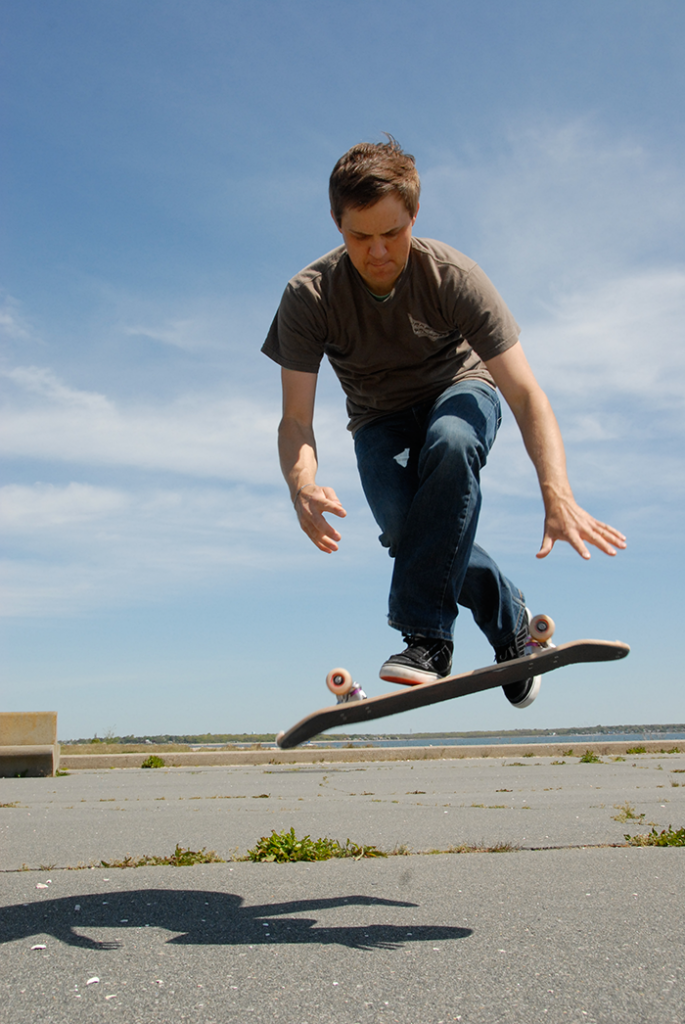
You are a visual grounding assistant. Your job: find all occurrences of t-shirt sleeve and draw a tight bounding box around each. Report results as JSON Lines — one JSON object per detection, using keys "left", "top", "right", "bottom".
{"left": 449, "top": 263, "right": 520, "bottom": 362}
{"left": 261, "top": 281, "right": 327, "bottom": 373}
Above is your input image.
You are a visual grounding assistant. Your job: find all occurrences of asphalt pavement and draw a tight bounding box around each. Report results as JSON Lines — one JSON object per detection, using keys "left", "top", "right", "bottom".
{"left": 1, "top": 751, "right": 684, "bottom": 1023}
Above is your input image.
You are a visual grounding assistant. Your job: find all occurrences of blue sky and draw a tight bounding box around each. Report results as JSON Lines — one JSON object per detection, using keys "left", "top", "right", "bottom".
{"left": 2, "top": 0, "right": 684, "bottom": 739}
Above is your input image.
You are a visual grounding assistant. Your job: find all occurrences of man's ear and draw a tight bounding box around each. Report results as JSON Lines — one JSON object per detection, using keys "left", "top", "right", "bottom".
{"left": 411, "top": 202, "right": 420, "bottom": 226}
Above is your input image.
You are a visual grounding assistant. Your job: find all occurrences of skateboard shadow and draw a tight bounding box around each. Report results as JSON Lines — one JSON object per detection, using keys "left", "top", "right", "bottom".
{"left": 1, "top": 889, "right": 472, "bottom": 951}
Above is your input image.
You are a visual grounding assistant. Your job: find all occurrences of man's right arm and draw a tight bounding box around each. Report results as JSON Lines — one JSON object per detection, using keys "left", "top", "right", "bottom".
{"left": 279, "top": 368, "right": 347, "bottom": 553}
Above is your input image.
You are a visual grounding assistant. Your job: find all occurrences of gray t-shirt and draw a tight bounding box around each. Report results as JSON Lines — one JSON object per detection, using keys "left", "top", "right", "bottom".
{"left": 262, "top": 237, "right": 519, "bottom": 434}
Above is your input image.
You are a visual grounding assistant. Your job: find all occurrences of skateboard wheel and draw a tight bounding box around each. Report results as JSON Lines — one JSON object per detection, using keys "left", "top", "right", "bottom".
{"left": 276, "top": 731, "right": 285, "bottom": 747}
{"left": 326, "top": 667, "right": 354, "bottom": 696}
{"left": 530, "top": 614, "right": 555, "bottom": 642}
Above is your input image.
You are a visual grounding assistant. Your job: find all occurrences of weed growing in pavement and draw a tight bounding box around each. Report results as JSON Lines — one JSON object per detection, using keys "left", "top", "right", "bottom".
{"left": 141, "top": 755, "right": 165, "bottom": 769}
{"left": 624, "top": 826, "right": 685, "bottom": 847}
{"left": 626, "top": 746, "right": 647, "bottom": 755}
{"left": 611, "top": 803, "right": 646, "bottom": 823}
{"left": 430, "top": 841, "right": 520, "bottom": 855}
{"left": 391, "top": 843, "right": 412, "bottom": 856}
{"left": 247, "top": 827, "right": 386, "bottom": 862}
{"left": 101, "top": 844, "right": 225, "bottom": 868}
{"left": 579, "top": 750, "right": 602, "bottom": 763}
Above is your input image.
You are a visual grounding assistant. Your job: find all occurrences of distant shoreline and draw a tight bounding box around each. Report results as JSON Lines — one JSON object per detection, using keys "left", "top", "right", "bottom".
{"left": 63, "top": 723, "right": 685, "bottom": 747}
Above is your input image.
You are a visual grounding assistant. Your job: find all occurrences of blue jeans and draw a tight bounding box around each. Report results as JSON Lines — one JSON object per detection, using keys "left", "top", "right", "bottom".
{"left": 353, "top": 380, "right": 526, "bottom": 646}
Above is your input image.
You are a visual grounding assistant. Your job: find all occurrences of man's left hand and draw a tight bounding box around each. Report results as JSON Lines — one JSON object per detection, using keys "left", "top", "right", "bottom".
{"left": 538, "top": 497, "right": 627, "bottom": 560}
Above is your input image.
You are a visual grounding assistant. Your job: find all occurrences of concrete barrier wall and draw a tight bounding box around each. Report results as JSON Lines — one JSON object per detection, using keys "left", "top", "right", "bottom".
{"left": 0, "top": 712, "right": 59, "bottom": 777}
{"left": 0, "top": 711, "right": 57, "bottom": 746}
{"left": 59, "top": 738, "right": 682, "bottom": 770}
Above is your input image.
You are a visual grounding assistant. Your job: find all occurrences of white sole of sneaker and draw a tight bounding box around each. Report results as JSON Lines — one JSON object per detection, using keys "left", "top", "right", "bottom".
{"left": 511, "top": 673, "right": 542, "bottom": 709}
{"left": 379, "top": 664, "right": 439, "bottom": 686}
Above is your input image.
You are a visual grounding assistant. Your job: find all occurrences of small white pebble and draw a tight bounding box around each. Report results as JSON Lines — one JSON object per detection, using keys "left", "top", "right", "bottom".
{"left": 86, "top": 977, "right": 99, "bottom": 986}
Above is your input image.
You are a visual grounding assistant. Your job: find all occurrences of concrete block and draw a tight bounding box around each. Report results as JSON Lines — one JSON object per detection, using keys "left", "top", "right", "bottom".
{"left": 0, "top": 713, "right": 59, "bottom": 777}
{"left": 0, "top": 711, "right": 57, "bottom": 745}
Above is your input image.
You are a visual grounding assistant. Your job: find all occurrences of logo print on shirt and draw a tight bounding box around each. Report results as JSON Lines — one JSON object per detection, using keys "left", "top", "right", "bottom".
{"left": 408, "top": 314, "right": 451, "bottom": 342}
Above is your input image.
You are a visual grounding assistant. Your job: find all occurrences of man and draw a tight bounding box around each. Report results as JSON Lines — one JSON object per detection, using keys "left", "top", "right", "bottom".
{"left": 262, "top": 138, "right": 626, "bottom": 708}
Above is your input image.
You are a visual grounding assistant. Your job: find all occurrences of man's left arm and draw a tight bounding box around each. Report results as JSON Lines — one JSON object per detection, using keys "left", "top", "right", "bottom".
{"left": 485, "top": 342, "right": 627, "bottom": 560}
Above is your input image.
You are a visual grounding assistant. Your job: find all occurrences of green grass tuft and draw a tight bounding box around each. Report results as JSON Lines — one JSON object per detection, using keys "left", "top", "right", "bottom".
{"left": 247, "top": 827, "right": 386, "bottom": 862}
{"left": 625, "top": 826, "right": 685, "bottom": 847}
{"left": 612, "top": 802, "right": 645, "bottom": 823}
{"left": 141, "top": 755, "right": 165, "bottom": 769}
{"left": 101, "top": 844, "right": 224, "bottom": 867}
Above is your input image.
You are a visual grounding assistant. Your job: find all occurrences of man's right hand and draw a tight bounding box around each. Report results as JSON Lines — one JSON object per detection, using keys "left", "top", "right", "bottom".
{"left": 294, "top": 484, "right": 347, "bottom": 553}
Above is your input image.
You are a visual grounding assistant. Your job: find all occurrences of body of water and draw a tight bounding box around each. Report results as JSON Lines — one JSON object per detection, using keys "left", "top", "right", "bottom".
{"left": 308, "top": 732, "right": 685, "bottom": 748}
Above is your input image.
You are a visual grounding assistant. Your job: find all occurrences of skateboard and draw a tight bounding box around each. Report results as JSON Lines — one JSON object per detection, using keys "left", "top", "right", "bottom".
{"left": 275, "top": 631, "right": 630, "bottom": 749}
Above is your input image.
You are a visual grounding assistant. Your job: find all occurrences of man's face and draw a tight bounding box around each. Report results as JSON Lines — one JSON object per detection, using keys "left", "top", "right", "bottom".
{"left": 334, "top": 193, "right": 418, "bottom": 296}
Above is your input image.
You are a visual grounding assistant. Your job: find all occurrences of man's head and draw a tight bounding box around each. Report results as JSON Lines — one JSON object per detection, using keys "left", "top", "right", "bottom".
{"left": 329, "top": 136, "right": 420, "bottom": 228}
{"left": 330, "top": 138, "right": 421, "bottom": 296}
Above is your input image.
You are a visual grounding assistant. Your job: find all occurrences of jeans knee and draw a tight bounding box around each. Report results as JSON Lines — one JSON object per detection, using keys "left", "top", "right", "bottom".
{"left": 422, "top": 416, "right": 484, "bottom": 475}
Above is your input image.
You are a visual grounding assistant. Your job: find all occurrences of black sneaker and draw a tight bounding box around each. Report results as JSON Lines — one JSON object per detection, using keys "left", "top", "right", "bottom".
{"left": 380, "top": 635, "right": 453, "bottom": 685}
{"left": 494, "top": 610, "right": 541, "bottom": 709}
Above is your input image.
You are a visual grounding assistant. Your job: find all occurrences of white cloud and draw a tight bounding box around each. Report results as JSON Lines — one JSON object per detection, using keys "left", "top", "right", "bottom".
{"left": 0, "top": 295, "right": 37, "bottom": 343}
{"left": 0, "top": 482, "right": 288, "bottom": 616}
{"left": 0, "top": 476, "right": 374, "bottom": 616}
{"left": 0, "top": 361, "right": 357, "bottom": 487}
{"left": 526, "top": 269, "right": 685, "bottom": 409}
{"left": 418, "top": 121, "right": 685, "bottom": 512}
{"left": 421, "top": 118, "right": 684, "bottom": 305}
{"left": 121, "top": 295, "right": 272, "bottom": 354}
{"left": 0, "top": 483, "right": 130, "bottom": 530}
{"left": 125, "top": 320, "right": 205, "bottom": 351}
{"left": 1, "top": 365, "right": 278, "bottom": 482}
{"left": 484, "top": 267, "right": 685, "bottom": 504}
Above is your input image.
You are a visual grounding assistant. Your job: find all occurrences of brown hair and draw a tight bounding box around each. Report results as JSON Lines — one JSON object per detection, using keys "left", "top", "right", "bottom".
{"left": 329, "top": 136, "right": 421, "bottom": 226}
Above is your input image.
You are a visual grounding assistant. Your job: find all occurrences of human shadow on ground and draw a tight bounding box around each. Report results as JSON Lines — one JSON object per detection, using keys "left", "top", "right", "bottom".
{"left": 0, "top": 890, "right": 472, "bottom": 951}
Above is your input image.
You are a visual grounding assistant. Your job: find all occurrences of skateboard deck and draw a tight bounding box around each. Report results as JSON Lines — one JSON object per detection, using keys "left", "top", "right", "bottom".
{"left": 276, "top": 639, "right": 630, "bottom": 749}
